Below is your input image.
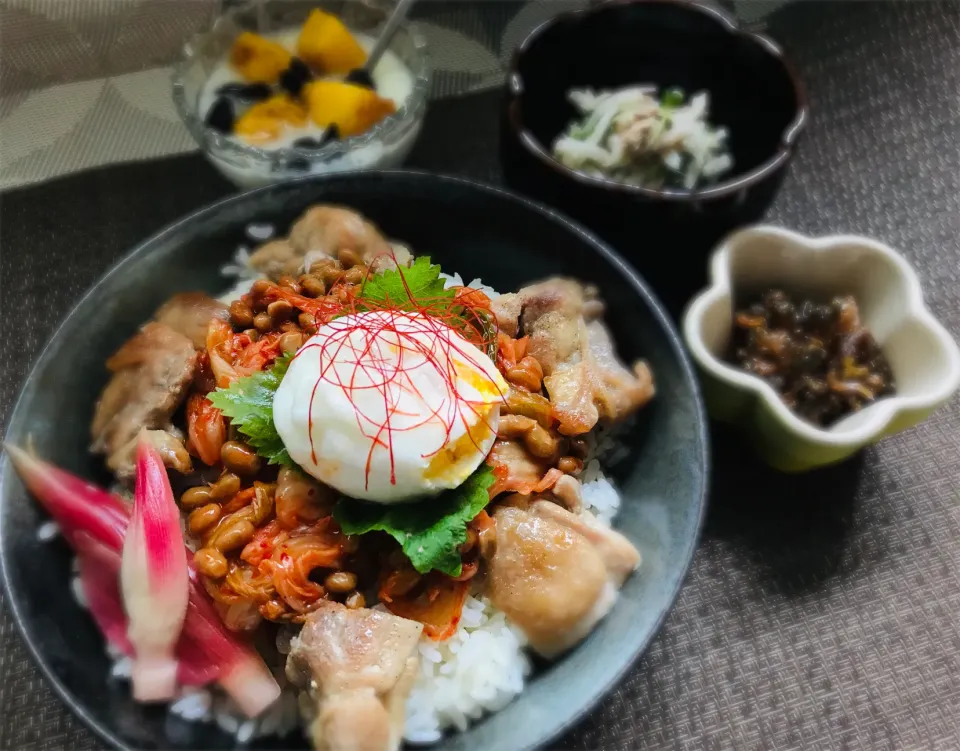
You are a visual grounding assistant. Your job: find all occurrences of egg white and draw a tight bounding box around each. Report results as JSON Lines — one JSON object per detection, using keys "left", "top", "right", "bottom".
{"left": 273, "top": 310, "right": 506, "bottom": 503}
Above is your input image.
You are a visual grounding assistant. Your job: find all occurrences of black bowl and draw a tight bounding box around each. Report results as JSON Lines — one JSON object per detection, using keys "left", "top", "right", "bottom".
{"left": 501, "top": 0, "right": 808, "bottom": 316}
{"left": 0, "top": 172, "right": 708, "bottom": 751}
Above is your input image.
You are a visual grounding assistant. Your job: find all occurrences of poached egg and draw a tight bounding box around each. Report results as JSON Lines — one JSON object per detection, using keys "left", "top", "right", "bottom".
{"left": 273, "top": 310, "right": 506, "bottom": 503}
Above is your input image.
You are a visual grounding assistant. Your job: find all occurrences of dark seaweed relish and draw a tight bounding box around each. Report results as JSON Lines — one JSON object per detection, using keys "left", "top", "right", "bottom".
{"left": 727, "top": 290, "right": 897, "bottom": 427}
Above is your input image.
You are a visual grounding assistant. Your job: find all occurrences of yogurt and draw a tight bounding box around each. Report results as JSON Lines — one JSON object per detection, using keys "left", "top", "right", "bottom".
{"left": 196, "top": 28, "right": 419, "bottom": 187}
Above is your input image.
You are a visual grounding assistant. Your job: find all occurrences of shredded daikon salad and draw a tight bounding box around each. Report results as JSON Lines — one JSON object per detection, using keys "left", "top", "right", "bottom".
{"left": 551, "top": 85, "right": 733, "bottom": 190}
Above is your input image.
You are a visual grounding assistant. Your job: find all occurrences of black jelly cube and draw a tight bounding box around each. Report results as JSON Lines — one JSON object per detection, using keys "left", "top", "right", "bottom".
{"left": 205, "top": 97, "right": 235, "bottom": 133}
{"left": 321, "top": 124, "right": 340, "bottom": 144}
{"left": 280, "top": 58, "right": 313, "bottom": 97}
{"left": 271, "top": 153, "right": 312, "bottom": 173}
{"left": 292, "top": 125, "right": 340, "bottom": 151}
{"left": 345, "top": 68, "right": 375, "bottom": 90}
{"left": 286, "top": 157, "right": 312, "bottom": 172}
{"left": 215, "top": 82, "right": 273, "bottom": 102}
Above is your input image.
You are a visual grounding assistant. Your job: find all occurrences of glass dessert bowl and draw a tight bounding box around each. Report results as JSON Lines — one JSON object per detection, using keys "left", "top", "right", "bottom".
{"left": 173, "top": 0, "right": 429, "bottom": 188}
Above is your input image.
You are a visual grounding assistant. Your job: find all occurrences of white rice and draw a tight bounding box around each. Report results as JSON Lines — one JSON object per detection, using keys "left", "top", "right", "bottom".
{"left": 170, "top": 687, "right": 213, "bottom": 721}
{"left": 580, "top": 470, "right": 622, "bottom": 527}
{"left": 219, "top": 244, "right": 253, "bottom": 281}
{"left": 70, "top": 575, "right": 88, "bottom": 609}
{"left": 275, "top": 625, "right": 299, "bottom": 656}
{"left": 236, "top": 719, "right": 258, "bottom": 744}
{"left": 245, "top": 223, "right": 275, "bottom": 242}
{"left": 402, "top": 596, "right": 531, "bottom": 745}
{"left": 439, "top": 272, "right": 501, "bottom": 301}
{"left": 165, "top": 675, "right": 301, "bottom": 740}
{"left": 579, "top": 418, "right": 630, "bottom": 526}
{"left": 36, "top": 520, "right": 59, "bottom": 541}
{"left": 216, "top": 242, "right": 261, "bottom": 305}
{"left": 110, "top": 655, "right": 133, "bottom": 679}
{"left": 217, "top": 278, "right": 257, "bottom": 306}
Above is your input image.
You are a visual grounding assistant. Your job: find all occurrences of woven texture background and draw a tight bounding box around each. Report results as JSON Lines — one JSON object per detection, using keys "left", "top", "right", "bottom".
{"left": 0, "top": 0, "right": 789, "bottom": 189}
{"left": 2, "top": 1, "right": 960, "bottom": 749}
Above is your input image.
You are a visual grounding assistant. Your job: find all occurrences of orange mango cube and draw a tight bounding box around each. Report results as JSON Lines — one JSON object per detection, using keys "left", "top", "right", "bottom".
{"left": 297, "top": 9, "right": 367, "bottom": 74}
{"left": 229, "top": 31, "right": 293, "bottom": 84}
{"left": 234, "top": 94, "right": 308, "bottom": 144}
{"left": 303, "top": 80, "right": 396, "bottom": 138}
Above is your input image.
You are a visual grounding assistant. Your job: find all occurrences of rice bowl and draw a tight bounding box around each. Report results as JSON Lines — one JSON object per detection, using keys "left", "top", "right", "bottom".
{"left": 0, "top": 173, "right": 704, "bottom": 751}
{"left": 45, "top": 222, "right": 634, "bottom": 745}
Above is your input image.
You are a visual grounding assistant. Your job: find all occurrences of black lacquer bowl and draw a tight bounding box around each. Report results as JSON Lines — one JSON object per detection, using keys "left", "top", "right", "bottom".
{"left": 501, "top": 0, "right": 808, "bottom": 316}
{"left": 0, "top": 173, "right": 708, "bottom": 751}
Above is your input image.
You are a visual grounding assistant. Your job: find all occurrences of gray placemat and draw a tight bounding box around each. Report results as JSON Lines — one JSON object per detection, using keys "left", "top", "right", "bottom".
{"left": 0, "top": 0, "right": 788, "bottom": 190}
{"left": 2, "top": 2, "right": 960, "bottom": 749}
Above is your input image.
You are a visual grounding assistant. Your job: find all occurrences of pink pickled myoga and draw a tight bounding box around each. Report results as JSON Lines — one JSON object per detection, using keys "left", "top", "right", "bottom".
{"left": 3, "top": 443, "right": 282, "bottom": 715}
{"left": 121, "top": 435, "right": 190, "bottom": 701}
{"left": 74, "top": 533, "right": 134, "bottom": 657}
{"left": 4, "top": 444, "right": 128, "bottom": 551}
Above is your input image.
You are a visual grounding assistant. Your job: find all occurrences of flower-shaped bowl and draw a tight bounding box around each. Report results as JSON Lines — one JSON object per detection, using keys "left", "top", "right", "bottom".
{"left": 683, "top": 226, "right": 960, "bottom": 471}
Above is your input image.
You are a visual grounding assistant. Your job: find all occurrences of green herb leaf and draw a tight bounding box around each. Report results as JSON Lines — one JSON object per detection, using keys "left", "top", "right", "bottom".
{"left": 661, "top": 87, "right": 685, "bottom": 109}
{"left": 333, "top": 464, "right": 495, "bottom": 576}
{"left": 207, "top": 354, "right": 295, "bottom": 467}
{"left": 359, "top": 256, "right": 453, "bottom": 311}
{"left": 568, "top": 104, "right": 609, "bottom": 142}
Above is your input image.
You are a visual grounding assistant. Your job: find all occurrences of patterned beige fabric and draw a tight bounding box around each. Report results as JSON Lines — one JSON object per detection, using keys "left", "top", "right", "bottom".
{"left": 0, "top": 0, "right": 788, "bottom": 190}
{"left": 0, "top": 0, "right": 219, "bottom": 95}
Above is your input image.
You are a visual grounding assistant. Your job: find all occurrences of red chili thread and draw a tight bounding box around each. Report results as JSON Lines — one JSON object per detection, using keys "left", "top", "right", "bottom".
{"left": 266, "top": 260, "right": 502, "bottom": 490}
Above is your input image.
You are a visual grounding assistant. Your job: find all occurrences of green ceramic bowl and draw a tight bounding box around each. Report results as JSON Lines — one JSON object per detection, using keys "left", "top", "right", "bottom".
{"left": 682, "top": 226, "right": 960, "bottom": 472}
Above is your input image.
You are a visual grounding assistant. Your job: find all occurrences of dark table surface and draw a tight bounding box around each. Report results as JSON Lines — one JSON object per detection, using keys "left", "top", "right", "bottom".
{"left": 2, "top": 2, "right": 960, "bottom": 749}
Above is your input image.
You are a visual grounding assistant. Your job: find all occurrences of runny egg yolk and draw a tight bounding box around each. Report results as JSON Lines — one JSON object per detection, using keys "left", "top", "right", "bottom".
{"left": 423, "top": 404, "right": 497, "bottom": 481}
{"left": 272, "top": 310, "right": 507, "bottom": 503}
